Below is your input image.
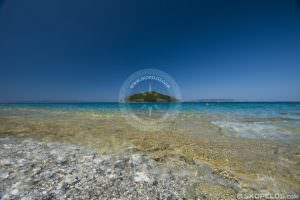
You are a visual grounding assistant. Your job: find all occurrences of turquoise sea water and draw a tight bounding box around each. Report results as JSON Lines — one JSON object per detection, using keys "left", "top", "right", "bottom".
{"left": 0, "top": 102, "right": 299, "bottom": 113}
{"left": 1, "top": 102, "right": 300, "bottom": 119}
{"left": 1, "top": 102, "right": 300, "bottom": 140}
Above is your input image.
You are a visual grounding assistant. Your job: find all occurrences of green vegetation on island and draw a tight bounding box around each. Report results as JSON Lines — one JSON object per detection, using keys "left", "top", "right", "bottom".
{"left": 126, "top": 91, "right": 177, "bottom": 102}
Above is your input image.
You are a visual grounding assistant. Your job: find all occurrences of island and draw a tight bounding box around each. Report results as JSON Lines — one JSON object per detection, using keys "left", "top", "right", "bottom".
{"left": 126, "top": 91, "right": 177, "bottom": 102}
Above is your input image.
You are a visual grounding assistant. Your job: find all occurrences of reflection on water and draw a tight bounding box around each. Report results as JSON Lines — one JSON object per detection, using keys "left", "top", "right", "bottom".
{"left": 0, "top": 102, "right": 300, "bottom": 195}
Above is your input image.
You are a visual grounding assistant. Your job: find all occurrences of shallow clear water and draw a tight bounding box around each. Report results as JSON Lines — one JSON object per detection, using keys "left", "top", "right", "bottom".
{"left": 0, "top": 102, "right": 300, "bottom": 194}
{"left": 1, "top": 102, "right": 299, "bottom": 140}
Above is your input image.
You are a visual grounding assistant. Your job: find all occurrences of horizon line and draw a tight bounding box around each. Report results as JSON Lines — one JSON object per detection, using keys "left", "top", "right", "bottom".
{"left": 0, "top": 100, "right": 299, "bottom": 104}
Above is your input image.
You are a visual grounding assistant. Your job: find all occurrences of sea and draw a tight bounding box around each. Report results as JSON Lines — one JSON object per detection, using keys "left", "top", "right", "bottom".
{"left": 1, "top": 102, "right": 299, "bottom": 140}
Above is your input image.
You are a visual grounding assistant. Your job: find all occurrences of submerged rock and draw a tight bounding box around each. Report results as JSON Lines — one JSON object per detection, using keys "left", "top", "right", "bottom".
{"left": 0, "top": 135, "right": 241, "bottom": 200}
{"left": 0, "top": 136, "right": 181, "bottom": 199}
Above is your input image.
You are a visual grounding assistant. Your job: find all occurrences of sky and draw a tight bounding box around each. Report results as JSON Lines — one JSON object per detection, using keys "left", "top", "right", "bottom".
{"left": 0, "top": 0, "right": 300, "bottom": 102}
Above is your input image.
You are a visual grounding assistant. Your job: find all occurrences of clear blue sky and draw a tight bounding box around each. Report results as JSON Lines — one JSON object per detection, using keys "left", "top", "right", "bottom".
{"left": 0, "top": 0, "right": 300, "bottom": 102}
